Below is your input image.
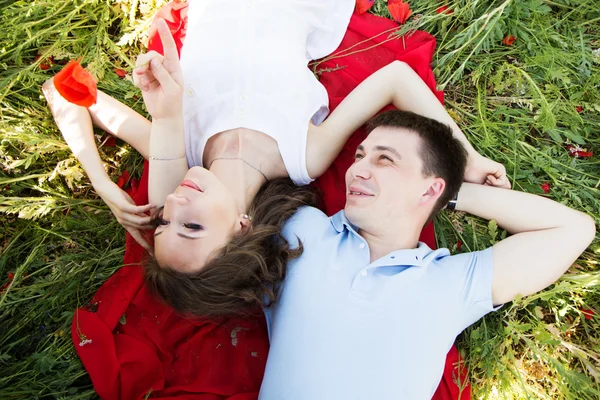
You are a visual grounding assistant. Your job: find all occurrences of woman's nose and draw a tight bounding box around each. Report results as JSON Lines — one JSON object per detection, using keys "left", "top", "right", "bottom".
{"left": 166, "top": 192, "right": 188, "bottom": 205}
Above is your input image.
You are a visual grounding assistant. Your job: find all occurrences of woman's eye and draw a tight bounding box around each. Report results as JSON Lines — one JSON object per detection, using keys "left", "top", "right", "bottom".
{"left": 183, "top": 223, "right": 204, "bottom": 231}
{"left": 354, "top": 153, "right": 364, "bottom": 160}
{"left": 379, "top": 155, "right": 393, "bottom": 162}
{"left": 156, "top": 217, "right": 169, "bottom": 226}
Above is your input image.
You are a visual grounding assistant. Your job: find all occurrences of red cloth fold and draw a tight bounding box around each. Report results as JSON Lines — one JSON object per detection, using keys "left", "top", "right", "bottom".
{"left": 72, "top": 4, "right": 469, "bottom": 399}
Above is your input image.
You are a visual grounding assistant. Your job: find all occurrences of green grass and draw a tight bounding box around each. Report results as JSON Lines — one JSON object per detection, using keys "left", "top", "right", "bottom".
{"left": 1, "top": 0, "right": 599, "bottom": 398}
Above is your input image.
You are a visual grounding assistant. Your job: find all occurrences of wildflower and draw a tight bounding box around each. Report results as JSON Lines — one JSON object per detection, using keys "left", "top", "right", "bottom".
{"left": 101, "top": 134, "right": 117, "bottom": 147}
{"left": 456, "top": 240, "right": 462, "bottom": 251}
{"left": 502, "top": 35, "right": 516, "bottom": 46}
{"left": 35, "top": 54, "right": 54, "bottom": 70}
{"left": 566, "top": 144, "right": 593, "bottom": 158}
{"left": 388, "top": 0, "right": 413, "bottom": 24}
{"left": 1, "top": 272, "right": 15, "bottom": 292}
{"left": 117, "top": 170, "right": 131, "bottom": 189}
{"left": 540, "top": 183, "right": 550, "bottom": 194}
{"left": 354, "top": 0, "right": 375, "bottom": 14}
{"left": 581, "top": 308, "right": 595, "bottom": 320}
{"left": 53, "top": 59, "right": 97, "bottom": 107}
{"left": 115, "top": 68, "right": 127, "bottom": 79}
{"left": 576, "top": 106, "right": 583, "bottom": 113}
{"left": 436, "top": 5, "right": 453, "bottom": 15}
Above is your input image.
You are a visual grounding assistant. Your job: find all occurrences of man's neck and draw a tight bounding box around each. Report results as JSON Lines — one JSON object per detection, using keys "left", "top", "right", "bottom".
{"left": 358, "top": 222, "right": 422, "bottom": 263}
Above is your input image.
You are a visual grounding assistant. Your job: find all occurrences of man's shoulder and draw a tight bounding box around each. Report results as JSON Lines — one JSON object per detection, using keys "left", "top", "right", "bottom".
{"left": 282, "top": 206, "right": 332, "bottom": 242}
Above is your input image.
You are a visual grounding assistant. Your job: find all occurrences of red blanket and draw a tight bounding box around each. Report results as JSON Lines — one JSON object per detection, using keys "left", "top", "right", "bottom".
{"left": 71, "top": 4, "right": 469, "bottom": 399}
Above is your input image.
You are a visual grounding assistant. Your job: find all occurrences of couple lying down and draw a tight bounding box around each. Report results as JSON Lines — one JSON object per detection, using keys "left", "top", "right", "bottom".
{"left": 43, "top": 1, "right": 595, "bottom": 399}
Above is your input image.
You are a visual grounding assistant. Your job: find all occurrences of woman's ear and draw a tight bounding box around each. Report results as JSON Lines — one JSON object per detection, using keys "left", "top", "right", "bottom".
{"left": 238, "top": 213, "right": 253, "bottom": 233}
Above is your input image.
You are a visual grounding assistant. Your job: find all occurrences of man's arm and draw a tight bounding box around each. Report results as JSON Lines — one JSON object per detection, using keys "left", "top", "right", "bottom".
{"left": 307, "top": 61, "right": 508, "bottom": 186}
{"left": 455, "top": 183, "right": 596, "bottom": 305}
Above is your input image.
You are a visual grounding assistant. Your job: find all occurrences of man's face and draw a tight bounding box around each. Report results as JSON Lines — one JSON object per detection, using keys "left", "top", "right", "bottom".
{"left": 344, "top": 127, "right": 443, "bottom": 232}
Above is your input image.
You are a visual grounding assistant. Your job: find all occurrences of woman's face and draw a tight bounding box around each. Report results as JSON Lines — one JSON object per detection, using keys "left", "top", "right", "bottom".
{"left": 153, "top": 166, "right": 242, "bottom": 272}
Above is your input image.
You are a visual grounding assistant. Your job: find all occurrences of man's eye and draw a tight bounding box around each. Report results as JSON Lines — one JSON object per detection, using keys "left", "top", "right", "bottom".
{"left": 183, "top": 223, "right": 204, "bottom": 231}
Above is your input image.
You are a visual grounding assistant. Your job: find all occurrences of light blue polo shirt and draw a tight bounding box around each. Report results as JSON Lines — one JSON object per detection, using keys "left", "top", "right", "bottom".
{"left": 259, "top": 206, "right": 498, "bottom": 400}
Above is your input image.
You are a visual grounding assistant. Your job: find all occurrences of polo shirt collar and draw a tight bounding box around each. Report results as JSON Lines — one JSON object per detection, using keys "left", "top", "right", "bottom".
{"left": 330, "top": 211, "right": 444, "bottom": 268}
{"left": 330, "top": 210, "right": 358, "bottom": 234}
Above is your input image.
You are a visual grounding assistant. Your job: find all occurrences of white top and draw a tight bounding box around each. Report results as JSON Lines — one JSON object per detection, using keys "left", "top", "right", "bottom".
{"left": 180, "top": 0, "right": 354, "bottom": 185}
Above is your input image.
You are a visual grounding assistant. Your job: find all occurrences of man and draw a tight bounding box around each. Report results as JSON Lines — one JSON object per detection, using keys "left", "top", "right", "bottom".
{"left": 258, "top": 110, "right": 595, "bottom": 399}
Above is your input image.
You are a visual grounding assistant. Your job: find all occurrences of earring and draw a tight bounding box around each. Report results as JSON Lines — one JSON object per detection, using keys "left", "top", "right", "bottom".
{"left": 243, "top": 214, "right": 252, "bottom": 221}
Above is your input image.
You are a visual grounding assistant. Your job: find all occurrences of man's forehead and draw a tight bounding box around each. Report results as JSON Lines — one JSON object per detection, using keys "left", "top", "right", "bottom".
{"left": 358, "top": 126, "right": 421, "bottom": 152}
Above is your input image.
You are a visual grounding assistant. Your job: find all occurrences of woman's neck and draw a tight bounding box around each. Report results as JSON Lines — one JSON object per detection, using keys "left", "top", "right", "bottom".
{"left": 205, "top": 129, "right": 273, "bottom": 215}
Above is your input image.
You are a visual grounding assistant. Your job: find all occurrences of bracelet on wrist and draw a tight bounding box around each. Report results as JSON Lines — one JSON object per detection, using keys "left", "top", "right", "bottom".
{"left": 149, "top": 155, "right": 186, "bottom": 161}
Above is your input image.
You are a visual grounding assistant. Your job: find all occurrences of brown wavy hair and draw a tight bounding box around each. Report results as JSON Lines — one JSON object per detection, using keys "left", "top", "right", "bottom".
{"left": 144, "top": 178, "right": 319, "bottom": 318}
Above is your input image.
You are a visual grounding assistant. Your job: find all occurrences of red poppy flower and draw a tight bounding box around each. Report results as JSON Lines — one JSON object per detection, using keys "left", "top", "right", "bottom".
{"left": 117, "top": 170, "right": 131, "bottom": 189}
{"left": 53, "top": 59, "right": 97, "bottom": 107}
{"left": 581, "top": 308, "right": 595, "bottom": 320}
{"left": 115, "top": 68, "right": 127, "bottom": 79}
{"left": 502, "top": 35, "right": 516, "bottom": 46}
{"left": 388, "top": 0, "right": 413, "bottom": 24}
{"left": 101, "top": 134, "right": 117, "bottom": 147}
{"left": 355, "top": 0, "right": 375, "bottom": 14}
{"left": 576, "top": 106, "right": 583, "bottom": 113}
{"left": 566, "top": 144, "right": 593, "bottom": 158}
{"left": 1, "top": 272, "right": 15, "bottom": 292}
{"left": 35, "top": 54, "right": 54, "bottom": 70}
{"left": 147, "top": 1, "right": 189, "bottom": 58}
{"left": 540, "top": 183, "right": 550, "bottom": 194}
{"left": 436, "top": 5, "right": 453, "bottom": 15}
{"left": 456, "top": 240, "right": 462, "bottom": 251}
{"left": 126, "top": 178, "right": 140, "bottom": 199}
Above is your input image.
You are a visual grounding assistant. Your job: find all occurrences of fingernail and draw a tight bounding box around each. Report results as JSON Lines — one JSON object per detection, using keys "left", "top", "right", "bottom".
{"left": 151, "top": 58, "right": 160, "bottom": 68}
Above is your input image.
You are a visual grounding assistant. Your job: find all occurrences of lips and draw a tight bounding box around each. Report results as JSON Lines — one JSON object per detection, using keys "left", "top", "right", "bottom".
{"left": 180, "top": 179, "right": 202, "bottom": 192}
{"left": 348, "top": 185, "right": 374, "bottom": 197}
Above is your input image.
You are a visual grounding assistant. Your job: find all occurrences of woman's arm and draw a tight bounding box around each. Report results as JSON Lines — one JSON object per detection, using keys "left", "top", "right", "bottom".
{"left": 307, "top": 61, "right": 508, "bottom": 187}
{"left": 42, "top": 79, "right": 154, "bottom": 252}
{"left": 132, "top": 19, "right": 188, "bottom": 207}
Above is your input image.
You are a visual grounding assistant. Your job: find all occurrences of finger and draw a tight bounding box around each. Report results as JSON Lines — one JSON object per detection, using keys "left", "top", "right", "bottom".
{"left": 149, "top": 57, "right": 177, "bottom": 92}
{"left": 126, "top": 227, "right": 153, "bottom": 254}
{"left": 120, "top": 202, "right": 155, "bottom": 215}
{"left": 120, "top": 212, "right": 154, "bottom": 227}
{"left": 156, "top": 18, "right": 179, "bottom": 62}
{"left": 133, "top": 53, "right": 162, "bottom": 88}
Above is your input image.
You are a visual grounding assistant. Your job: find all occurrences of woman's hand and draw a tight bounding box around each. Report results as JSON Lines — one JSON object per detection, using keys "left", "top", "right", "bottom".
{"left": 93, "top": 179, "right": 155, "bottom": 253}
{"left": 133, "top": 18, "right": 183, "bottom": 120}
{"left": 464, "top": 153, "right": 511, "bottom": 189}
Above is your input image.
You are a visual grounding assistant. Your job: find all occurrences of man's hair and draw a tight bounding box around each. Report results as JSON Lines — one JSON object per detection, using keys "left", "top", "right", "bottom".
{"left": 144, "top": 178, "right": 319, "bottom": 318}
{"left": 365, "top": 110, "right": 468, "bottom": 218}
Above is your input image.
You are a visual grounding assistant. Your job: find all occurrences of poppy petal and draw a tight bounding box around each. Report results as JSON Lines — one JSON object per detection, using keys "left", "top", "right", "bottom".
{"left": 53, "top": 60, "right": 97, "bottom": 107}
{"left": 388, "top": 0, "right": 413, "bottom": 24}
{"left": 355, "top": 0, "right": 375, "bottom": 15}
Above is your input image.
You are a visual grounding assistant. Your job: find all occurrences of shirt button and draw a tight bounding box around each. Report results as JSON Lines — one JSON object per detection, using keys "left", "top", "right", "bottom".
{"left": 359, "top": 243, "right": 366, "bottom": 250}
{"left": 186, "top": 87, "right": 194, "bottom": 96}
{"left": 361, "top": 270, "right": 368, "bottom": 277}
{"left": 240, "top": 95, "right": 246, "bottom": 102}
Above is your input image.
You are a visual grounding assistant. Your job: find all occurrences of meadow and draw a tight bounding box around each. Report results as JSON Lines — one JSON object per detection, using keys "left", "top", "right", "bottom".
{"left": 0, "top": 0, "right": 598, "bottom": 398}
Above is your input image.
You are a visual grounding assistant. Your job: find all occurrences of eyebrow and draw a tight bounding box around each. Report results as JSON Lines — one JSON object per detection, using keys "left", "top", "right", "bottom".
{"left": 356, "top": 145, "right": 402, "bottom": 160}
{"left": 154, "top": 230, "right": 202, "bottom": 240}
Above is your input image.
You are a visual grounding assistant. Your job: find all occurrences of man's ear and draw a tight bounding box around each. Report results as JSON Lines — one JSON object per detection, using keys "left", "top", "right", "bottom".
{"left": 420, "top": 178, "right": 445, "bottom": 206}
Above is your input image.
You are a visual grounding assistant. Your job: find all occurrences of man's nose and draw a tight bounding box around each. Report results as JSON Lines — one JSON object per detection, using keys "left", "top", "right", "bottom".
{"left": 349, "top": 160, "right": 371, "bottom": 180}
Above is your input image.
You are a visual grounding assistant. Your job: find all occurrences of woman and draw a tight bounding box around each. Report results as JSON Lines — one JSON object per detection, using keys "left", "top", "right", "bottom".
{"left": 44, "top": 0, "right": 509, "bottom": 316}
